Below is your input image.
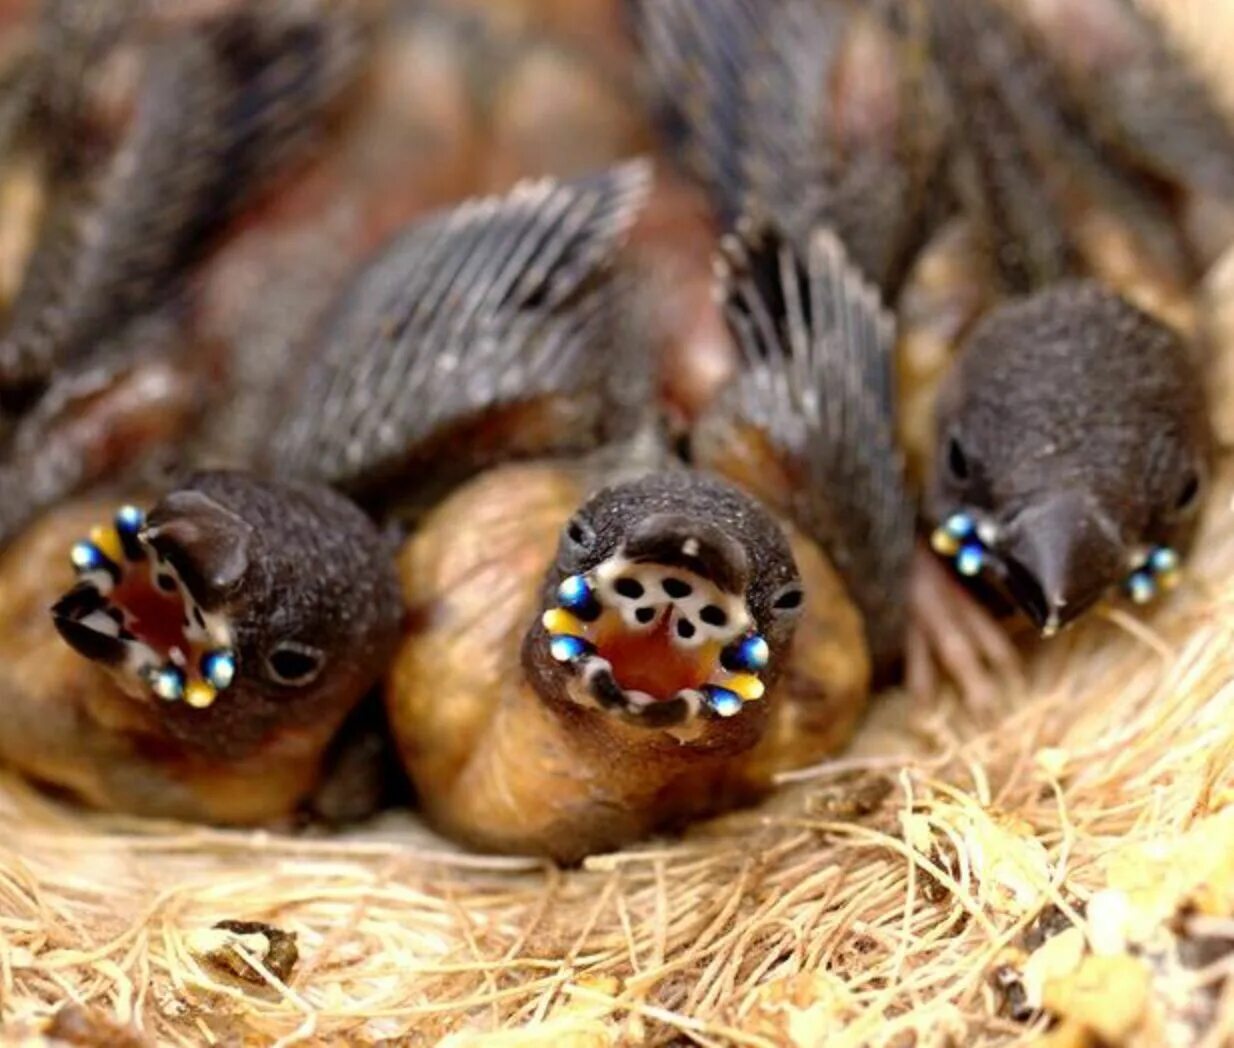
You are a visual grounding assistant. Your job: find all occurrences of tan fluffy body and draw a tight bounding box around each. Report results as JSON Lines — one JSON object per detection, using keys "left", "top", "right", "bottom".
{"left": 387, "top": 462, "right": 868, "bottom": 862}
{"left": 0, "top": 498, "right": 349, "bottom": 824}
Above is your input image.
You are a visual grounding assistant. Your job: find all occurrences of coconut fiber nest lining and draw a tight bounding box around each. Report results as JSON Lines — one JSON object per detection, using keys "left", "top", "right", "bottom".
{"left": 6, "top": 460, "right": 1234, "bottom": 1048}
{"left": 5, "top": 305, "right": 1234, "bottom": 1046}
{"left": 10, "top": 14, "right": 1234, "bottom": 1048}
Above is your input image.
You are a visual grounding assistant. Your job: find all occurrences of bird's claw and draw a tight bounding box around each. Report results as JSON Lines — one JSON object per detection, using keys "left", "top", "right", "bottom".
{"left": 906, "top": 543, "right": 1024, "bottom": 721}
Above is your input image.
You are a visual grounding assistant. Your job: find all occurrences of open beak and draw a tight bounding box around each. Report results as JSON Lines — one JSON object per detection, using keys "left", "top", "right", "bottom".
{"left": 542, "top": 513, "right": 771, "bottom": 727}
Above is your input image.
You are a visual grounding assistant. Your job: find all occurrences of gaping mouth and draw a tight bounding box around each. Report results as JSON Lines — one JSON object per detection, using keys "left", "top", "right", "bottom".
{"left": 50, "top": 505, "right": 237, "bottom": 709}
{"left": 542, "top": 558, "right": 769, "bottom": 727}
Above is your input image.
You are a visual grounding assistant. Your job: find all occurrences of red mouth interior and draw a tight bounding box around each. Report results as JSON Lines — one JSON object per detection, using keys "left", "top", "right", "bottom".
{"left": 110, "top": 570, "right": 190, "bottom": 660}
{"left": 593, "top": 615, "right": 714, "bottom": 701}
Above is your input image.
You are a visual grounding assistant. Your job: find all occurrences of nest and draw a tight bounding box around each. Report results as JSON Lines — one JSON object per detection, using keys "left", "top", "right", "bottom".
{"left": 6, "top": 4, "right": 1234, "bottom": 1046}
{"left": 5, "top": 351, "right": 1234, "bottom": 1047}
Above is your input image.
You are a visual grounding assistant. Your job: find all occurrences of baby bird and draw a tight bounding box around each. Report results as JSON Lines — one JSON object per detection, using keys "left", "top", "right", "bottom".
{"left": 924, "top": 282, "right": 1211, "bottom": 636}
{"left": 264, "top": 161, "right": 913, "bottom": 861}
{"left": 916, "top": 0, "right": 1222, "bottom": 639}
{"left": 1, "top": 471, "right": 401, "bottom": 823}
{"left": 632, "top": 0, "right": 1230, "bottom": 684}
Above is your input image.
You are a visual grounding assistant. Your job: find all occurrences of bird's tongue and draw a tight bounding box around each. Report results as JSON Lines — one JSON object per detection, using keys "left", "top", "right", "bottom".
{"left": 593, "top": 614, "right": 715, "bottom": 701}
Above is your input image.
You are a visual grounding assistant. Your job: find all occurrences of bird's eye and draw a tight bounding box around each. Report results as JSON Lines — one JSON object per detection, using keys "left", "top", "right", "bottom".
{"left": 771, "top": 582, "right": 805, "bottom": 616}
{"left": 563, "top": 514, "right": 596, "bottom": 554}
{"left": 1174, "top": 469, "right": 1203, "bottom": 516}
{"left": 265, "top": 642, "right": 325, "bottom": 686}
{"left": 946, "top": 435, "right": 970, "bottom": 484}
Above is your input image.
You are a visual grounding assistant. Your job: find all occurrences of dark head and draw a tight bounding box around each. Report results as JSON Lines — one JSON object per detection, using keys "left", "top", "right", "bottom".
{"left": 51, "top": 471, "right": 403, "bottom": 758}
{"left": 522, "top": 470, "right": 802, "bottom": 750}
{"left": 927, "top": 283, "right": 1212, "bottom": 635}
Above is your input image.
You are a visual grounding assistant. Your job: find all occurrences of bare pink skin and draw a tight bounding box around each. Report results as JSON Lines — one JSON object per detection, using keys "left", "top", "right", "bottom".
{"left": 831, "top": 9, "right": 902, "bottom": 159}
{"left": 905, "top": 545, "right": 1024, "bottom": 717}
{"left": 1015, "top": 0, "right": 1144, "bottom": 76}
{"left": 630, "top": 173, "right": 739, "bottom": 426}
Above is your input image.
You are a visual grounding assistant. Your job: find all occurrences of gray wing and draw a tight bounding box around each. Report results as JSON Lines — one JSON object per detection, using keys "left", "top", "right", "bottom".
{"left": 926, "top": 0, "right": 1189, "bottom": 293}
{"left": 694, "top": 223, "right": 913, "bottom": 673}
{"left": 0, "top": 306, "right": 200, "bottom": 547}
{"left": 0, "top": 0, "right": 363, "bottom": 390}
{"left": 1056, "top": 0, "right": 1234, "bottom": 200}
{"left": 632, "top": 0, "right": 765, "bottom": 226}
{"left": 633, "top": 0, "right": 942, "bottom": 294}
{"left": 267, "top": 161, "right": 653, "bottom": 500}
{"left": 737, "top": 0, "right": 859, "bottom": 243}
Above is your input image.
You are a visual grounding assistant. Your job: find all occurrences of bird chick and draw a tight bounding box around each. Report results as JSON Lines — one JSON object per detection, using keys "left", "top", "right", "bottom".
{"left": 0, "top": 471, "right": 402, "bottom": 822}
{"left": 925, "top": 282, "right": 1211, "bottom": 637}
{"left": 289, "top": 164, "right": 916, "bottom": 860}
{"left": 901, "top": 0, "right": 1226, "bottom": 686}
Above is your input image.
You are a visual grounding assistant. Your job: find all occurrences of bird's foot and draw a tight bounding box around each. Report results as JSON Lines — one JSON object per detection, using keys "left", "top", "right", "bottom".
{"left": 905, "top": 543, "right": 1024, "bottom": 721}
